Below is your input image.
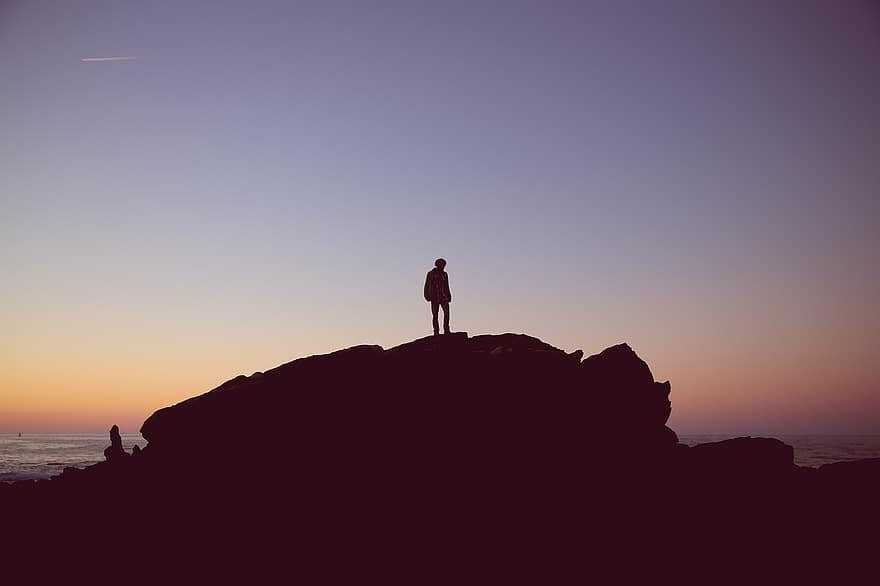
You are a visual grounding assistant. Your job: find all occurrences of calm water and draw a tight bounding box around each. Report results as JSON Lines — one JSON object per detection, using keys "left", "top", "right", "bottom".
{"left": 2, "top": 433, "right": 879, "bottom": 481}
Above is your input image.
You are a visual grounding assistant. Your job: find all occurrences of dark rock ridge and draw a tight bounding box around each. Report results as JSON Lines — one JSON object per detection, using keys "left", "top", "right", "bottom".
{"left": 138, "top": 332, "right": 677, "bottom": 472}
{"left": 2, "top": 332, "right": 878, "bottom": 577}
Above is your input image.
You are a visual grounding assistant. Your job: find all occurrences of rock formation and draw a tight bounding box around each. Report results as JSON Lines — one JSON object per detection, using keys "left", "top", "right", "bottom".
{"left": 103, "top": 424, "right": 129, "bottom": 462}
{"left": 2, "top": 332, "right": 878, "bottom": 579}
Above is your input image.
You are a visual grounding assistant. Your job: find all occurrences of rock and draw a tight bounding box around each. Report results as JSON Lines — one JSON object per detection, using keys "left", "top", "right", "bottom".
{"left": 103, "top": 424, "right": 129, "bottom": 462}
{"left": 818, "top": 457, "right": 880, "bottom": 485}
{"left": 139, "top": 333, "right": 676, "bottom": 464}
{"left": 580, "top": 343, "right": 655, "bottom": 389}
{"left": 578, "top": 343, "right": 674, "bottom": 448}
{"left": 2, "top": 331, "right": 878, "bottom": 579}
{"left": 687, "top": 436, "right": 795, "bottom": 477}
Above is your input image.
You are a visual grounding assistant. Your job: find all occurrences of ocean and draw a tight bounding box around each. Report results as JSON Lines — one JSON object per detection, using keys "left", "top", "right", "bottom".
{"left": 2, "top": 433, "right": 879, "bottom": 482}
{"left": 0, "top": 433, "right": 143, "bottom": 482}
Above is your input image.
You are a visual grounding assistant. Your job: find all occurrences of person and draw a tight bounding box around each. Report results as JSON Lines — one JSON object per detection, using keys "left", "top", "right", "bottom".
{"left": 424, "top": 258, "right": 452, "bottom": 335}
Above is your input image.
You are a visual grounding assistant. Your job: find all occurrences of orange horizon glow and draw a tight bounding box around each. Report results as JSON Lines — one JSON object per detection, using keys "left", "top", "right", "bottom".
{"left": 3, "top": 315, "right": 879, "bottom": 435}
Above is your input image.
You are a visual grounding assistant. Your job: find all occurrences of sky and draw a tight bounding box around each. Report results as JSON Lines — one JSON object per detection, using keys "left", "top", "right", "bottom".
{"left": 2, "top": 0, "right": 879, "bottom": 435}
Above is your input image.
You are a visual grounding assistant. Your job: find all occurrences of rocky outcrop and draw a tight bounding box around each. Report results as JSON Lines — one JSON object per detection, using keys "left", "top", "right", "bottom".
{"left": 138, "top": 333, "right": 678, "bottom": 476}
{"left": 103, "top": 424, "right": 129, "bottom": 462}
{"left": 2, "top": 332, "right": 878, "bottom": 579}
{"left": 684, "top": 436, "right": 795, "bottom": 475}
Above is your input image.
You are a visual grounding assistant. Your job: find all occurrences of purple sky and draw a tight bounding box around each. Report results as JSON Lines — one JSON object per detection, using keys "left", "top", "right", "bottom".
{"left": 2, "top": 1, "right": 879, "bottom": 433}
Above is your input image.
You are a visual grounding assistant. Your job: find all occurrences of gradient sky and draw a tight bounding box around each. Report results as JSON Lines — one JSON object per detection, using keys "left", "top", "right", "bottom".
{"left": 2, "top": 1, "right": 879, "bottom": 434}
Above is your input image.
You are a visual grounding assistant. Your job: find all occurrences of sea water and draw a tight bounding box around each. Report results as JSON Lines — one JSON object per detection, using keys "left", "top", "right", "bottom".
{"left": 1, "top": 433, "right": 879, "bottom": 482}
{"left": 0, "top": 433, "right": 143, "bottom": 482}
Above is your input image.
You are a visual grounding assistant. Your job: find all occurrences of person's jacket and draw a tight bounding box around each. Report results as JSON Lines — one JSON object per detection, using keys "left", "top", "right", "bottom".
{"left": 424, "top": 268, "right": 452, "bottom": 303}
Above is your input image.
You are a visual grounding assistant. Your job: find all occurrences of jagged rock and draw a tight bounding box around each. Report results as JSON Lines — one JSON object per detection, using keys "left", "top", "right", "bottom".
{"left": 103, "top": 424, "right": 129, "bottom": 462}
{"left": 577, "top": 343, "right": 674, "bottom": 449}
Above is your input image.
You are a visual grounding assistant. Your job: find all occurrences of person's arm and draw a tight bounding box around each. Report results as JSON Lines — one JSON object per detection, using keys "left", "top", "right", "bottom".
{"left": 424, "top": 272, "right": 431, "bottom": 301}
{"left": 444, "top": 273, "right": 452, "bottom": 302}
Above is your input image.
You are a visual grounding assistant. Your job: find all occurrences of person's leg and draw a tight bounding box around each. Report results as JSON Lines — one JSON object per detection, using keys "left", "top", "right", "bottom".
{"left": 431, "top": 301, "right": 440, "bottom": 335}
{"left": 441, "top": 302, "right": 450, "bottom": 333}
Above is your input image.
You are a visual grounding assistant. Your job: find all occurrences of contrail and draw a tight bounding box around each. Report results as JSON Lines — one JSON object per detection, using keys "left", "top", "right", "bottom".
{"left": 80, "top": 56, "right": 143, "bottom": 62}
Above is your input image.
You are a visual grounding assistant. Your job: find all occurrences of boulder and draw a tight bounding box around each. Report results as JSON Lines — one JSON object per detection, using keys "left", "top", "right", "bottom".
{"left": 686, "top": 436, "right": 795, "bottom": 478}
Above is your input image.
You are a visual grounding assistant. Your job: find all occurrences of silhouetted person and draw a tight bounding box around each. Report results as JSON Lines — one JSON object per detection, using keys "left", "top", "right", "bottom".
{"left": 424, "top": 258, "right": 452, "bottom": 335}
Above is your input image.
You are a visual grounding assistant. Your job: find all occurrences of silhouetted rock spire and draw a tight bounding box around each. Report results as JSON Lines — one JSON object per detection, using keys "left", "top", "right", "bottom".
{"left": 103, "top": 424, "right": 129, "bottom": 462}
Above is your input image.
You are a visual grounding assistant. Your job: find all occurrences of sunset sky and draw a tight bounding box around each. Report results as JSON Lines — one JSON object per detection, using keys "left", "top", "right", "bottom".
{"left": 2, "top": 1, "right": 878, "bottom": 435}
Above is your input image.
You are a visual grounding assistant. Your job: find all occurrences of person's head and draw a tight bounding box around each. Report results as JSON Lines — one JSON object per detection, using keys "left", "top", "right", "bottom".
{"left": 434, "top": 258, "right": 447, "bottom": 270}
